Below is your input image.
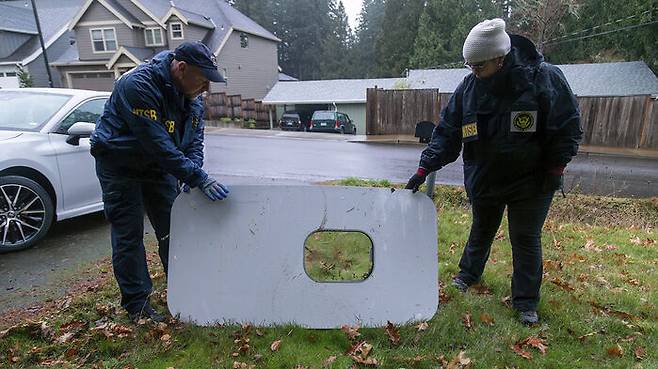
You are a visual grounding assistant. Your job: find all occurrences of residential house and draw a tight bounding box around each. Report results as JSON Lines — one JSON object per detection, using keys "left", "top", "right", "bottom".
{"left": 0, "top": 0, "right": 83, "bottom": 89}
{"left": 0, "top": 0, "right": 280, "bottom": 100}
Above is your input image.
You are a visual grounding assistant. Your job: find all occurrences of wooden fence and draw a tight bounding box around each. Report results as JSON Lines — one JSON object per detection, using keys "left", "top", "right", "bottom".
{"left": 204, "top": 92, "right": 274, "bottom": 128}
{"left": 579, "top": 95, "right": 658, "bottom": 149}
{"left": 365, "top": 88, "right": 442, "bottom": 135}
{"left": 366, "top": 87, "right": 658, "bottom": 150}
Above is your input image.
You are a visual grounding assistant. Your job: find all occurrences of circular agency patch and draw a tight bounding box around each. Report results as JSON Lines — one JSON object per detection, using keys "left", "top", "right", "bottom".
{"left": 512, "top": 111, "right": 535, "bottom": 131}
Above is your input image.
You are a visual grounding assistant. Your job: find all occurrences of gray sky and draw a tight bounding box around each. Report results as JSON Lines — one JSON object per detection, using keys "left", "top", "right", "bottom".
{"left": 342, "top": 0, "right": 363, "bottom": 30}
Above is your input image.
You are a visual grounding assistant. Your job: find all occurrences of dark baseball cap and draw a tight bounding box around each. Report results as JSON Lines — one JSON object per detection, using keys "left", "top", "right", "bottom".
{"left": 174, "top": 41, "right": 225, "bottom": 83}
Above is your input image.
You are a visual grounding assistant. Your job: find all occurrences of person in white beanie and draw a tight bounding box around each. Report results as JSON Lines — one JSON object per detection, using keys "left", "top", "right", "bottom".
{"left": 406, "top": 18, "right": 582, "bottom": 325}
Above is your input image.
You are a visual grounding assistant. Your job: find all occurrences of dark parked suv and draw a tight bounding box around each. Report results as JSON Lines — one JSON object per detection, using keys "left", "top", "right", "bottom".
{"left": 309, "top": 111, "right": 356, "bottom": 134}
{"left": 279, "top": 111, "right": 310, "bottom": 131}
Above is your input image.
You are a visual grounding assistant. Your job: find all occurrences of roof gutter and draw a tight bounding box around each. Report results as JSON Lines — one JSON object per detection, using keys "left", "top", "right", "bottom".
{"left": 262, "top": 99, "right": 366, "bottom": 105}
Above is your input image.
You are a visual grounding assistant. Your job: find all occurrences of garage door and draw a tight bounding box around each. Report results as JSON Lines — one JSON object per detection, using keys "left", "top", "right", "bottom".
{"left": 0, "top": 72, "right": 19, "bottom": 88}
{"left": 70, "top": 72, "right": 115, "bottom": 91}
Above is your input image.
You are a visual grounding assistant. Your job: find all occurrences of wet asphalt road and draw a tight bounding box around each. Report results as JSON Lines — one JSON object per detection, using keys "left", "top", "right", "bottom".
{"left": 1, "top": 129, "right": 656, "bottom": 314}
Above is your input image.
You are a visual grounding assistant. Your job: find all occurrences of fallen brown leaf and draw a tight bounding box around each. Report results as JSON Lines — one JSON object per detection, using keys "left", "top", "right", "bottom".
{"left": 577, "top": 332, "right": 597, "bottom": 342}
{"left": 232, "top": 361, "right": 255, "bottom": 369}
{"left": 39, "top": 359, "right": 68, "bottom": 366}
{"left": 584, "top": 239, "right": 602, "bottom": 252}
{"left": 341, "top": 325, "right": 361, "bottom": 340}
{"left": 543, "top": 259, "right": 563, "bottom": 271}
{"left": 446, "top": 350, "right": 472, "bottom": 369}
{"left": 385, "top": 321, "right": 401, "bottom": 346}
{"left": 270, "top": 339, "right": 282, "bottom": 352}
{"left": 634, "top": 346, "right": 645, "bottom": 360}
{"left": 524, "top": 336, "right": 548, "bottom": 354}
{"left": 551, "top": 277, "right": 575, "bottom": 291}
{"left": 607, "top": 344, "right": 624, "bottom": 357}
{"left": 511, "top": 344, "right": 533, "bottom": 360}
{"left": 439, "top": 282, "right": 451, "bottom": 304}
{"left": 479, "top": 313, "right": 494, "bottom": 326}
{"left": 347, "top": 340, "right": 377, "bottom": 365}
{"left": 462, "top": 313, "right": 473, "bottom": 330}
{"left": 471, "top": 284, "right": 492, "bottom": 295}
{"left": 321, "top": 355, "right": 337, "bottom": 367}
{"left": 512, "top": 335, "right": 548, "bottom": 359}
{"left": 416, "top": 321, "right": 429, "bottom": 331}
{"left": 56, "top": 331, "right": 76, "bottom": 344}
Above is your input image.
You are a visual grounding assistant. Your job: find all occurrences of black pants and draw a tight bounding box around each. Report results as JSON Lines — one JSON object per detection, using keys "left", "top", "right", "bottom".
{"left": 95, "top": 157, "right": 178, "bottom": 314}
{"left": 457, "top": 194, "right": 554, "bottom": 312}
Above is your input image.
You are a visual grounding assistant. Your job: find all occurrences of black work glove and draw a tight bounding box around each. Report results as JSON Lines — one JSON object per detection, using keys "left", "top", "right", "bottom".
{"left": 405, "top": 168, "right": 428, "bottom": 193}
{"left": 200, "top": 176, "right": 230, "bottom": 201}
{"left": 541, "top": 166, "right": 565, "bottom": 193}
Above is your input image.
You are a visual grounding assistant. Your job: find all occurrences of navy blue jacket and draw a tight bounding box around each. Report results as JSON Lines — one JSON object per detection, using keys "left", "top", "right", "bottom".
{"left": 420, "top": 35, "right": 582, "bottom": 203}
{"left": 91, "top": 51, "right": 207, "bottom": 187}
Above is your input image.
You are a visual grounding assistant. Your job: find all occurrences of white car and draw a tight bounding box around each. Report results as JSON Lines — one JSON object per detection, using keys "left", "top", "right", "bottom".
{"left": 0, "top": 88, "right": 110, "bottom": 252}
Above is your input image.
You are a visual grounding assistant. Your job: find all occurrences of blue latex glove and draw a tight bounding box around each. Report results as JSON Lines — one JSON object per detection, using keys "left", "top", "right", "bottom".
{"left": 199, "top": 176, "right": 229, "bottom": 201}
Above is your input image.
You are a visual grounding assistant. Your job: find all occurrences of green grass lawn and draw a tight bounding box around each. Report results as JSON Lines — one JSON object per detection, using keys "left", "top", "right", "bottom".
{"left": 1, "top": 179, "right": 656, "bottom": 369}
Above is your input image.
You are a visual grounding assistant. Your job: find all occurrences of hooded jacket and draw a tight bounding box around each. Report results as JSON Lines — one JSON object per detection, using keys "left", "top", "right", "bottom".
{"left": 420, "top": 34, "right": 582, "bottom": 203}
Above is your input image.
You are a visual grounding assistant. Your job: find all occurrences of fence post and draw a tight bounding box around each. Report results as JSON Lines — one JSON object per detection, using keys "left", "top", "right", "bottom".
{"left": 425, "top": 172, "right": 436, "bottom": 199}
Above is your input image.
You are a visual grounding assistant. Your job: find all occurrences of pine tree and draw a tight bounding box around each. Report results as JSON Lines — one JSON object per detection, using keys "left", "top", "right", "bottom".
{"left": 375, "top": 0, "right": 425, "bottom": 77}
{"left": 320, "top": 1, "right": 355, "bottom": 78}
{"left": 409, "top": 2, "right": 450, "bottom": 68}
{"left": 353, "top": 0, "right": 386, "bottom": 78}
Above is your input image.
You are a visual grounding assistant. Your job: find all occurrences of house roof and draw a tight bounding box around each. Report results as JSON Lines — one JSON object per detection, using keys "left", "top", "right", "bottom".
{"left": 49, "top": 43, "right": 82, "bottom": 66}
{"left": 279, "top": 72, "right": 298, "bottom": 82}
{"left": 264, "top": 61, "right": 658, "bottom": 105}
{"left": 263, "top": 78, "right": 404, "bottom": 104}
{"left": 556, "top": 61, "right": 658, "bottom": 97}
{"left": 0, "top": 0, "right": 84, "bottom": 65}
{"left": 406, "top": 68, "right": 470, "bottom": 94}
{"left": 104, "top": 0, "right": 143, "bottom": 25}
{"left": 135, "top": 0, "right": 279, "bottom": 52}
{"left": 173, "top": 7, "right": 215, "bottom": 29}
{"left": 408, "top": 61, "right": 658, "bottom": 97}
{"left": 0, "top": 2, "right": 38, "bottom": 34}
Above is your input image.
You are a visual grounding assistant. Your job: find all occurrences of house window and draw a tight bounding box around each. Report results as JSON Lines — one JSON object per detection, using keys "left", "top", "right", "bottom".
{"left": 145, "top": 28, "right": 165, "bottom": 46}
{"left": 5, "top": 72, "right": 16, "bottom": 77}
{"left": 90, "top": 28, "right": 117, "bottom": 53}
{"left": 170, "top": 22, "right": 184, "bottom": 40}
{"left": 240, "top": 33, "right": 249, "bottom": 48}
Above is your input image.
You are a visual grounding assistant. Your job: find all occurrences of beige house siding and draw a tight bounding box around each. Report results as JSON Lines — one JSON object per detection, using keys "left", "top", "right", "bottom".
{"left": 183, "top": 24, "right": 210, "bottom": 43}
{"left": 78, "top": 1, "right": 116, "bottom": 23}
{"left": 166, "top": 16, "right": 186, "bottom": 49}
{"left": 76, "top": 24, "right": 144, "bottom": 61}
{"left": 213, "top": 32, "right": 278, "bottom": 100}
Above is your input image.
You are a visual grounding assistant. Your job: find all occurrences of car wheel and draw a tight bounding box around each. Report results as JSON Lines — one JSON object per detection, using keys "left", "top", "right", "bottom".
{"left": 0, "top": 176, "right": 54, "bottom": 253}
{"left": 340, "top": 127, "right": 345, "bottom": 134}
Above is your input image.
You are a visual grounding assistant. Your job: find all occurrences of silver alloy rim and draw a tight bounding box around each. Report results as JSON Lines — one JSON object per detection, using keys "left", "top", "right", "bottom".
{"left": 0, "top": 184, "right": 46, "bottom": 247}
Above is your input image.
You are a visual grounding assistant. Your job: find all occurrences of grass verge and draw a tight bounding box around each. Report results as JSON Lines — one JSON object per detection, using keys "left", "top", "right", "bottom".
{"left": 1, "top": 178, "right": 656, "bottom": 369}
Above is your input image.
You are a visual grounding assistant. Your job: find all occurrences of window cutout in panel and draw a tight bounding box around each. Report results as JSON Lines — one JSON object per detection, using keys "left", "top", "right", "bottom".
{"left": 304, "top": 230, "right": 373, "bottom": 282}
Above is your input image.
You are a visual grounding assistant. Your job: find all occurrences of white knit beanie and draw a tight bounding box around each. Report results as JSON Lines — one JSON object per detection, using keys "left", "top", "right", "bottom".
{"left": 462, "top": 18, "right": 511, "bottom": 64}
